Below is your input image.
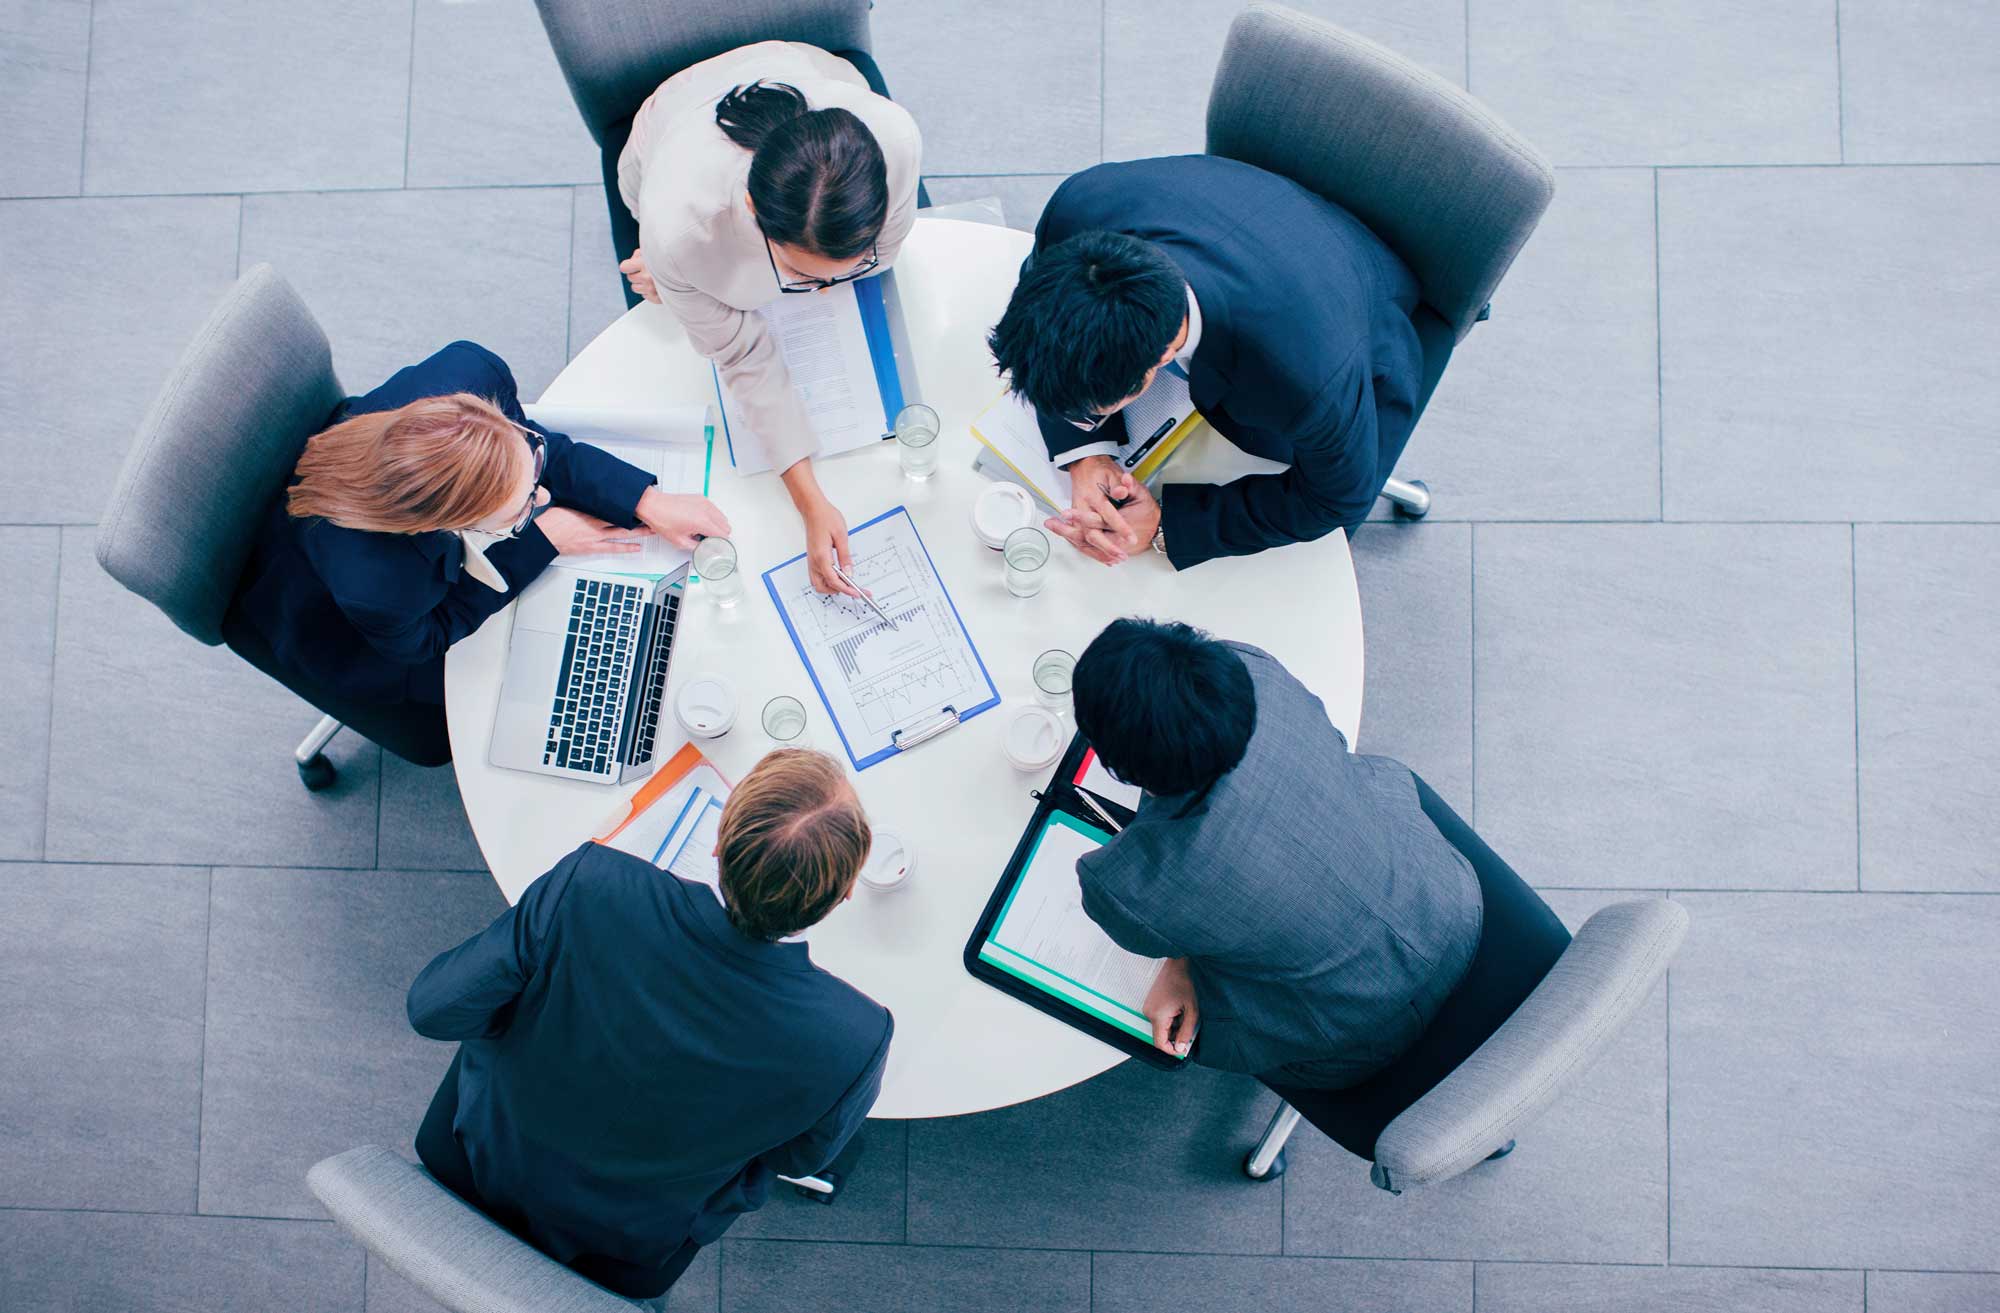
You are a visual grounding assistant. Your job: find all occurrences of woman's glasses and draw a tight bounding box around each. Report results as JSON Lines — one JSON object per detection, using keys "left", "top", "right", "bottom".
{"left": 499, "top": 428, "right": 547, "bottom": 537}
{"left": 766, "top": 239, "right": 881, "bottom": 294}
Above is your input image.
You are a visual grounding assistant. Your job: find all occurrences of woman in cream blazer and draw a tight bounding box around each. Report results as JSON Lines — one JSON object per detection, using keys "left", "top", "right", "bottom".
{"left": 618, "top": 41, "right": 922, "bottom": 597}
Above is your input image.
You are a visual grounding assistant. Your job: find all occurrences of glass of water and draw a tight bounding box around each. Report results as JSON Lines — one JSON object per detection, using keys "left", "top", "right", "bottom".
{"left": 1033, "top": 649, "right": 1076, "bottom": 709}
{"left": 693, "top": 536, "right": 744, "bottom": 607}
{"left": 761, "top": 695, "right": 808, "bottom": 746}
{"left": 1004, "top": 526, "right": 1049, "bottom": 598}
{"left": 894, "top": 403, "right": 941, "bottom": 480}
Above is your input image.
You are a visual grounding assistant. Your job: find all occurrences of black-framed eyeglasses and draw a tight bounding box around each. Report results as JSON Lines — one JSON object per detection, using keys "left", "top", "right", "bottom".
{"left": 765, "top": 238, "right": 881, "bottom": 294}
{"left": 500, "top": 428, "right": 548, "bottom": 537}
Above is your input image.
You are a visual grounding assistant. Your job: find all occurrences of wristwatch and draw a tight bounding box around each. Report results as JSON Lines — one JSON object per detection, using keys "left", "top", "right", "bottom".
{"left": 1151, "top": 524, "right": 1168, "bottom": 556}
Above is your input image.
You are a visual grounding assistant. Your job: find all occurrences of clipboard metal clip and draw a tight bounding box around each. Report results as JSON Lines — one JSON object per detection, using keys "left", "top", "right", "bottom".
{"left": 891, "top": 705, "right": 960, "bottom": 753}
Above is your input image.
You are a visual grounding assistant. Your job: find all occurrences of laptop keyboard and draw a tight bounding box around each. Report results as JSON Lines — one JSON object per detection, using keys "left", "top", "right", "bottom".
{"left": 544, "top": 578, "right": 645, "bottom": 776}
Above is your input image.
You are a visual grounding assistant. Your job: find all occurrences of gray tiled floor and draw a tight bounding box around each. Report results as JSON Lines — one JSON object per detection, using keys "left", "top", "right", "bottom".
{"left": 5, "top": 1, "right": 1999, "bottom": 1309}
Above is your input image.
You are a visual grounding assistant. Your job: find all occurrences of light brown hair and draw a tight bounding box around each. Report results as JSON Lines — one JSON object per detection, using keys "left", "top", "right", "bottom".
{"left": 287, "top": 392, "right": 525, "bottom": 534}
{"left": 717, "top": 749, "right": 871, "bottom": 941}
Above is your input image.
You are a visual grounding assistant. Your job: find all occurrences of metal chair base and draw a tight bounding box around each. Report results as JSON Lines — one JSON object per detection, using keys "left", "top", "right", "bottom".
{"left": 779, "top": 1171, "right": 842, "bottom": 1204}
{"left": 296, "top": 714, "right": 342, "bottom": 791}
{"left": 1381, "top": 476, "right": 1432, "bottom": 519}
{"left": 1244, "top": 1101, "right": 1302, "bottom": 1180}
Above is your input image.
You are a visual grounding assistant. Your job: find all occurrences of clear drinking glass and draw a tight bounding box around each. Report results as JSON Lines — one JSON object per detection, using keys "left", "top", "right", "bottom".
{"left": 761, "top": 695, "right": 808, "bottom": 746}
{"left": 1003, "top": 526, "right": 1049, "bottom": 598}
{"left": 693, "top": 536, "right": 744, "bottom": 607}
{"left": 894, "top": 403, "right": 941, "bottom": 480}
{"left": 1033, "top": 649, "right": 1076, "bottom": 709}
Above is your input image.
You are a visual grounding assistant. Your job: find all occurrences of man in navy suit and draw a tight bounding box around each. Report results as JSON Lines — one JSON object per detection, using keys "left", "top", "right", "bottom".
{"left": 987, "top": 155, "right": 1425, "bottom": 570}
{"left": 408, "top": 749, "right": 891, "bottom": 1299}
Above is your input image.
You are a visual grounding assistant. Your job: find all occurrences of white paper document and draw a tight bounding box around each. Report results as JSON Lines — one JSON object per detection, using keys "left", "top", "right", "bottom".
{"left": 717, "top": 280, "right": 887, "bottom": 474}
{"left": 598, "top": 764, "right": 731, "bottom": 868}
{"left": 1076, "top": 748, "right": 1143, "bottom": 810}
{"left": 663, "top": 793, "right": 724, "bottom": 889}
{"left": 764, "top": 508, "right": 999, "bottom": 769}
{"left": 968, "top": 369, "right": 1196, "bottom": 513}
{"left": 969, "top": 389, "right": 1074, "bottom": 511}
{"left": 980, "top": 812, "right": 1162, "bottom": 1043}
{"left": 516, "top": 408, "right": 713, "bottom": 574}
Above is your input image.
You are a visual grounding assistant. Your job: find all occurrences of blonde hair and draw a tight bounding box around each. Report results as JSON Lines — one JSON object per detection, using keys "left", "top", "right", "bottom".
{"left": 717, "top": 749, "right": 872, "bottom": 940}
{"left": 287, "top": 392, "right": 525, "bottom": 534}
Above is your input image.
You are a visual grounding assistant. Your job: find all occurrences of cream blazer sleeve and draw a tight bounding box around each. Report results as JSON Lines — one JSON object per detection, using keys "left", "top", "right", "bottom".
{"left": 643, "top": 102, "right": 923, "bottom": 477}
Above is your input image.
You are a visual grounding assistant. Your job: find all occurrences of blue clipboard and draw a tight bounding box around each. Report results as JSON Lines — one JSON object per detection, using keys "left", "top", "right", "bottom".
{"left": 715, "top": 276, "right": 906, "bottom": 470}
{"left": 761, "top": 506, "right": 1001, "bottom": 771}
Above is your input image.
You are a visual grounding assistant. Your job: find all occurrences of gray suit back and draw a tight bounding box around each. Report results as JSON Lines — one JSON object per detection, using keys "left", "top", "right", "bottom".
{"left": 1078, "top": 645, "right": 1482, "bottom": 1088}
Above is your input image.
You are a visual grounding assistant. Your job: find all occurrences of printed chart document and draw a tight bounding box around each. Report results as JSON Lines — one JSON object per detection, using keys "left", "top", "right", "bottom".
{"left": 977, "top": 812, "right": 1163, "bottom": 1045}
{"left": 594, "top": 742, "right": 731, "bottom": 868}
{"left": 521, "top": 401, "right": 714, "bottom": 574}
{"left": 662, "top": 792, "right": 724, "bottom": 888}
{"left": 716, "top": 280, "right": 891, "bottom": 474}
{"left": 763, "top": 506, "right": 1000, "bottom": 770}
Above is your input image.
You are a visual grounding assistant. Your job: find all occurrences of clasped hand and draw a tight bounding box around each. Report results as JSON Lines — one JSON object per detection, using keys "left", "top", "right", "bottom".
{"left": 1047, "top": 455, "right": 1160, "bottom": 566}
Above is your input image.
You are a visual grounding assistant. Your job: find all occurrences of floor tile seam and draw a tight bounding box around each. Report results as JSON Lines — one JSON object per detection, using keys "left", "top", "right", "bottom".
{"left": 1653, "top": 168, "right": 1664, "bottom": 518}
{"left": 39, "top": 528, "right": 63, "bottom": 860}
{"left": 1834, "top": 0, "right": 1848, "bottom": 164}
{"left": 193, "top": 866, "right": 213, "bottom": 1214}
{"left": 400, "top": 0, "right": 418, "bottom": 189}
{"left": 1850, "top": 524, "right": 1862, "bottom": 891}
{"left": 76, "top": 0, "right": 97, "bottom": 194}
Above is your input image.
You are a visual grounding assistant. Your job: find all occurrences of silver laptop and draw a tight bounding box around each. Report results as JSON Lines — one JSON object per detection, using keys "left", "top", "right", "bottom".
{"left": 489, "top": 563, "right": 689, "bottom": 784}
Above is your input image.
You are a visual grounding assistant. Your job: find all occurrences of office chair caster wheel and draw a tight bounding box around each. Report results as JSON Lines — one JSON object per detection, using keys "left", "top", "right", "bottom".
{"left": 297, "top": 753, "right": 337, "bottom": 792}
{"left": 1243, "top": 1148, "right": 1286, "bottom": 1181}
{"left": 794, "top": 1170, "right": 842, "bottom": 1204}
{"left": 1391, "top": 479, "right": 1431, "bottom": 520}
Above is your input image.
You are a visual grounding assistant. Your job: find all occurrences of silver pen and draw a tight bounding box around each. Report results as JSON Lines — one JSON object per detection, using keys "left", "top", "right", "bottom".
{"left": 1073, "top": 790, "right": 1124, "bottom": 834}
{"left": 834, "top": 566, "right": 898, "bottom": 630}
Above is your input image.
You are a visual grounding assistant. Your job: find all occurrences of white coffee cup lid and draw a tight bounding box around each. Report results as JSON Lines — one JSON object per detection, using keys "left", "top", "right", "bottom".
{"left": 674, "top": 675, "right": 738, "bottom": 738}
{"left": 973, "top": 482, "right": 1037, "bottom": 549}
{"left": 1003, "top": 704, "right": 1066, "bottom": 771}
{"left": 859, "top": 831, "right": 914, "bottom": 891}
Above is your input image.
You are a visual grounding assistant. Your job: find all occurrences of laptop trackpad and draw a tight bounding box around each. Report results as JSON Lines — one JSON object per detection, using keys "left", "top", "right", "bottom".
{"left": 515, "top": 570, "right": 578, "bottom": 634}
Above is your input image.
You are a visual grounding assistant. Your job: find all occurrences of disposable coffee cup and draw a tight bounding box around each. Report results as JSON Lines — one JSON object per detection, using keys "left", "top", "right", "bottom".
{"left": 973, "top": 482, "right": 1037, "bottom": 550}
{"left": 858, "top": 831, "right": 914, "bottom": 893}
{"left": 673, "top": 675, "right": 738, "bottom": 739}
{"left": 1003, "top": 704, "right": 1066, "bottom": 772}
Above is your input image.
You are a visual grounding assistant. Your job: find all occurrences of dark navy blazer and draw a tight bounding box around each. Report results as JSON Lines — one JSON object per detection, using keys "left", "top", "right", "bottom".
{"left": 407, "top": 842, "right": 893, "bottom": 1270}
{"left": 232, "top": 341, "right": 655, "bottom": 705}
{"left": 1031, "top": 156, "right": 1425, "bottom": 568}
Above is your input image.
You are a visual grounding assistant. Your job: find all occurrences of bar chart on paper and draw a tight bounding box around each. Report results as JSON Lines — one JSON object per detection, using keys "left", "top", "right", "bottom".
{"left": 765, "top": 508, "right": 1000, "bottom": 767}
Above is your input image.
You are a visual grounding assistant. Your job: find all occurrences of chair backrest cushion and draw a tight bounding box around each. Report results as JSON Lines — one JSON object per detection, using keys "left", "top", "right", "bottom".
{"left": 96, "top": 264, "right": 341, "bottom": 646}
{"left": 1205, "top": 3, "right": 1554, "bottom": 341}
{"left": 308, "top": 1146, "right": 638, "bottom": 1313}
{"left": 532, "top": 0, "right": 874, "bottom": 143}
{"left": 1370, "top": 898, "right": 1689, "bottom": 1192}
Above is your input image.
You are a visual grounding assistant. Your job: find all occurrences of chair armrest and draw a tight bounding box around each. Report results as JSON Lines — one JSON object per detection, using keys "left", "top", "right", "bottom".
{"left": 306, "top": 1146, "right": 638, "bottom": 1313}
{"left": 1371, "top": 899, "right": 1689, "bottom": 1192}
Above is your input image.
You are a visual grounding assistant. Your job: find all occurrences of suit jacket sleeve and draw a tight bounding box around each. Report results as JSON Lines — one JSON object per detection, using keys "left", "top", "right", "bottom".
{"left": 310, "top": 523, "right": 555, "bottom": 669}
{"left": 406, "top": 846, "right": 587, "bottom": 1040}
{"left": 1078, "top": 853, "right": 1183, "bottom": 960}
{"left": 1159, "top": 357, "right": 1382, "bottom": 567}
{"left": 761, "top": 1011, "right": 894, "bottom": 1177}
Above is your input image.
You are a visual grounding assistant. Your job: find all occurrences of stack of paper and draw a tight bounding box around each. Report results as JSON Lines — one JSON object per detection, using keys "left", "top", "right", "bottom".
{"left": 522, "top": 402, "right": 714, "bottom": 574}
{"left": 968, "top": 369, "right": 1201, "bottom": 513}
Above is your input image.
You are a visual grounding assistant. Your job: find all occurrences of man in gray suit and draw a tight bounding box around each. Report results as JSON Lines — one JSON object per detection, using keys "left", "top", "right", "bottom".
{"left": 1072, "top": 619, "right": 1482, "bottom": 1089}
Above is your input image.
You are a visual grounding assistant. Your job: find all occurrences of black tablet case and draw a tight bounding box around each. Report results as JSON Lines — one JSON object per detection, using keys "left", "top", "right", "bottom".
{"left": 961, "top": 731, "right": 1185, "bottom": 1071}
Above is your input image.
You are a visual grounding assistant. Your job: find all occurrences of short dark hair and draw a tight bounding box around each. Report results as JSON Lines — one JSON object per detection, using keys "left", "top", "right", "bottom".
{"left": 986, "top": 231, "right": 1186, "bottom": 419}
{"left": 716, "top": 82, "right": 888, "bottom": 260}
{"left": 1073, "top": 619, "right": 1256, "bottom": 797}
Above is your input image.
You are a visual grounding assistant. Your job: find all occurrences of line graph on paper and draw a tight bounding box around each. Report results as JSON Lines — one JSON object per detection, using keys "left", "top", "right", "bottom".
{"left": 768, "top": 509, "right": 999, "bottom": 764}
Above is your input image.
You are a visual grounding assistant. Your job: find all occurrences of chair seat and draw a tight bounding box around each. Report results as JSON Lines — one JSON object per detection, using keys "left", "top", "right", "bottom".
{"left": 223, "top": 605, "right": 452, "bottom": 768}
{"left": 1267, "top": 776, "right": 1571, "bottom": 1159}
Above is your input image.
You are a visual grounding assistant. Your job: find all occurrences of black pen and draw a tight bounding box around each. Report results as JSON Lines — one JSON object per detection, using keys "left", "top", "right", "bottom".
{"left": 1120, "top": 418, "right": 1176, "bottom": 472}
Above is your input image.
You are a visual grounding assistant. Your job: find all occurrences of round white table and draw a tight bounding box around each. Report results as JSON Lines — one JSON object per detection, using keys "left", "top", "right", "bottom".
{"left": 446, "top": 217, "right": 1365, "bottom": 1119}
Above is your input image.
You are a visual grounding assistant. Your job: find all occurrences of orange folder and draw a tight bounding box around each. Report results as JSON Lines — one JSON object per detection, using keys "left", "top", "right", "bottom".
{"left": 591, "top": 741, "right": 730, "bottom": 847}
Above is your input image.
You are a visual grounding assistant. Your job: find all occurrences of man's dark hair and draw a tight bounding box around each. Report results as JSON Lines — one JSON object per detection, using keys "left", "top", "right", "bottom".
{"left": 986, "top": 231, "right": 1186, "bottom": 418}
{"left": 1073, "top": 619, "right": 1256, "bottom": 798}
{"left": 716, "top": 82, "right": 888, "bottom": 260}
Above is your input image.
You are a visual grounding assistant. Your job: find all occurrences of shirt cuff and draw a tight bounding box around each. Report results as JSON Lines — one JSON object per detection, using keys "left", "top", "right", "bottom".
{"left": 1054, "top": 440, "right": 1123, "bottom": 468}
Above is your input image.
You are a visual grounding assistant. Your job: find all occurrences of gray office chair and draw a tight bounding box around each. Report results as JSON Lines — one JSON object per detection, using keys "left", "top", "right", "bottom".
{"left": 310, "top": 1146, "right": 652, "bottom": 1312}
{"left": 1205, "top": 3, "right": 1557, "bottom": 519}
{"left": 310, "top": 1145, "right": 836, "bottom": 1311}
{"left": 1243, "top": 898, "right": 1688, "bottom": 1193}
{"left": 97, "top": 264, "right": 452, "bottom": 791}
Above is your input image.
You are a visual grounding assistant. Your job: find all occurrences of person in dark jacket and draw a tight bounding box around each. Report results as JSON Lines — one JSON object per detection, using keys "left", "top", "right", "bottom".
{"left": 408, "top": 748, "right": 893, "bottom": 1299}
{"left": 231, "top": 340, "right": 728, "bottom": 721}
{"left": 987, "top": 155, "right": 1424, "bottom": 570}
{"left": 1071, "top": 619, "right": 1481, "bottom": 1090}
